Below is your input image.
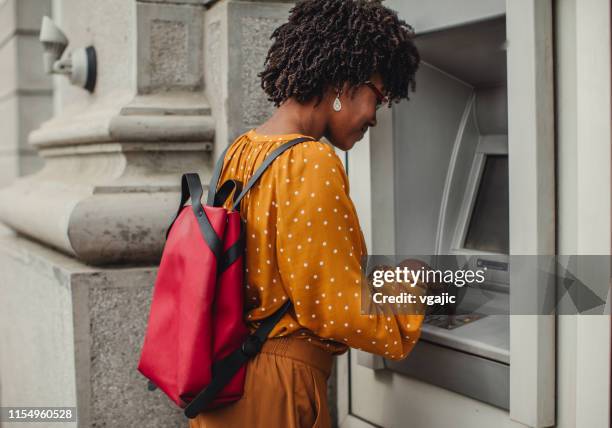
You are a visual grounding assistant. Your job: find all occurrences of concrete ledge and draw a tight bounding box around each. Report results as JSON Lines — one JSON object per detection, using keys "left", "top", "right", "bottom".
{"left": 0, "top": 135, "right": 214, "bottom": 265}
{"left": 29, "top": 92, "right": 215, "bottom": 147}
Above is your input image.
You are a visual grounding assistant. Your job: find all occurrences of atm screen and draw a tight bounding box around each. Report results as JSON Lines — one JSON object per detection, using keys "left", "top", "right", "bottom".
{"left": 463, "top": 154, "right": 509, "bottom": 253}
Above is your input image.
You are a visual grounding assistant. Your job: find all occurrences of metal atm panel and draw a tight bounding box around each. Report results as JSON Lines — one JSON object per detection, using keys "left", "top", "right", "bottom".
{"left": 350, "top": 2, "right": 557, "bottom": 425}
{"left": 374, "top": 16, "right": 511, "bottom": 409}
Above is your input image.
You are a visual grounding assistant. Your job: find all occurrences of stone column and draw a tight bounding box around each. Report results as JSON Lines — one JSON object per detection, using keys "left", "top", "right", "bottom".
{"left": 204, "top": 0, "right": 294, "bottom": 162}
{"left": 0, "top": 0, "right": 213, "bottom": 426}
{"left": 0, "top": 0, "right": 215, "bottom": 266}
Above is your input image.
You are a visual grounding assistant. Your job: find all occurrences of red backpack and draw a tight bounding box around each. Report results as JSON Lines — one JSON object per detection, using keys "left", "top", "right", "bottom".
{"left": 137, "top": 136, "right": 315, "bottom": 418}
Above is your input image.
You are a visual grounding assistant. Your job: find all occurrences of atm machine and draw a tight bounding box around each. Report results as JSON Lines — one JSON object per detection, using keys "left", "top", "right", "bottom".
{"left": 384, "top": 15, "right": 511, "bottom": 410}
{"left": 340, "top": 1, "right": 556, "bottom": 427}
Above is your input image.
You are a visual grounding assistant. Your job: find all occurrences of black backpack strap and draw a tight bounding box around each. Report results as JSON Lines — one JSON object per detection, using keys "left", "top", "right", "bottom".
{"left": 213, "top": 179, "right": 243, "bottom": 209}
{"left": 231, "top": 136, "right": 315, "bottom": 211}
{"left": 165, "top": 174, "right": 195, "bottom": 240}
{"left": 206, "top": 141, "right": 236, "bottom": 206}
{"left": 184, "top": 300, "right": 292, "bottom": 418}
{"left": 165, "top": 173, "right": 224, "bottom": 262}
{"left": 165, "top": 173, "right": 205, "bottom": 240}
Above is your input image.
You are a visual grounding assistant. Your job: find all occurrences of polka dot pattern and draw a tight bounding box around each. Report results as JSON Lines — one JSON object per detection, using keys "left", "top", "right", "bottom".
{"left": 215, "top": 129, "right": 424, "bottom": 360}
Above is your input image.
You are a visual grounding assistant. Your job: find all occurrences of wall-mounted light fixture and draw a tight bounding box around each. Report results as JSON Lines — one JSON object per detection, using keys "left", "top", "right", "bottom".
{"left": 39, "top": 16, "right": 97, "bottom": 93}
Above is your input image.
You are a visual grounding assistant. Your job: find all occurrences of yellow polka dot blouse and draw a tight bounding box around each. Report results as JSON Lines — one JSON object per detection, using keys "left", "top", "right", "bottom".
{"left": 216, "top": 128, "right": 424, "bottom": 360}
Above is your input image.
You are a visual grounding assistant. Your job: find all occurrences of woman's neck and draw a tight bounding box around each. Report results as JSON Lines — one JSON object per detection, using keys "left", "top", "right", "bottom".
{"left": 255, "top": 97, "right": 327, "bottom": 140}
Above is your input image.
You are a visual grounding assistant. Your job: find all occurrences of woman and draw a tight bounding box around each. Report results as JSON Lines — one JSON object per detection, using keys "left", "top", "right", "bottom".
{"left": 189, "top": 0, "right": 424, "bottom": 426}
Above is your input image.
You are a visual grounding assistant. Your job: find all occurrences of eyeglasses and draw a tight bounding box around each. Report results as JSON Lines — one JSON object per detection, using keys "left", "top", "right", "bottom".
{"left": 363, "top": 80, "right": 389, "bottom": 110}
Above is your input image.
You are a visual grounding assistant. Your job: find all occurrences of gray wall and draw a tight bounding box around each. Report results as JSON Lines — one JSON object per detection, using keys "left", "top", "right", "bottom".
{"left": 0, "top": 0, "right": 52, "bottom": 187}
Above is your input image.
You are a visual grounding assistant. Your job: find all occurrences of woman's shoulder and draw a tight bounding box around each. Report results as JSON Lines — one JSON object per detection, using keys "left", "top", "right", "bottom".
{"left": 228, "top": 130, "right": 348, "bottom": 185}
{"left": 270, "top": 138, "right": 351, "bottom": 198}
{"left": 279, "top": 138, "right": 344, "bottom": 169}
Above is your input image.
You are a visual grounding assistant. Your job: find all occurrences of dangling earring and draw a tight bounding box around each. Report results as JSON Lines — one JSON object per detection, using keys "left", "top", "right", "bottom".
{"left": 333, "top": 89, "right": 342, "bottom": 112}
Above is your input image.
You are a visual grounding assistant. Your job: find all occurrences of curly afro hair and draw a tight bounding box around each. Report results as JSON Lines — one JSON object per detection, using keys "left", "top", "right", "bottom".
{"left": 258, "top": 0, "right": 420, "bottom": 108}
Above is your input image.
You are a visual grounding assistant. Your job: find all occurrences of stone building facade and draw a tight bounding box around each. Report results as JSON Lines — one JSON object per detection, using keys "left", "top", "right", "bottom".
{"left": 0, "top": 0, "right": 52, "bottom": 234}
{"left": 0, "top": 1, "right": 338, "bottom": 427}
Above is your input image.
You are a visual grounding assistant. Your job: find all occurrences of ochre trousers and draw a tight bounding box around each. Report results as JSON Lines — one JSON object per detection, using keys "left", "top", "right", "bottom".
{"left": 188, "top": 336, "right": 335, "bottom": 428}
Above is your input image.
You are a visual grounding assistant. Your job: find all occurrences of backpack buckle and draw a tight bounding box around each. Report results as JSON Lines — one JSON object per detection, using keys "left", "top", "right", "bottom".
{"left": 241, "top": 335, "right": 262, "bottom": 358}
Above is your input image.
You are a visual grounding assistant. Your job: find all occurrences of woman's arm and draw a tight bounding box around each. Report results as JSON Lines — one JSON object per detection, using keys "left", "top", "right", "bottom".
{"left": 273, "top": 140, "right": 425, "bottom": 360}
